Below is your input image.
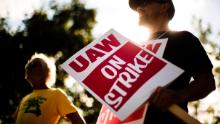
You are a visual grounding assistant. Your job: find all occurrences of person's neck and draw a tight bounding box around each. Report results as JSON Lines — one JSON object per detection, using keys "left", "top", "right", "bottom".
{"left": 33, "top": 84, "right": 49, "bottom": 90}
{"left": 149, "top": 21, "right": 169, "bottom": 35}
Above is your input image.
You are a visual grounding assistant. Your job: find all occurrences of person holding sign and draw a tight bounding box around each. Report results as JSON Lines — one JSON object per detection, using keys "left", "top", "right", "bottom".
{"left": 14, "top": 53, "right": 85, "bottom": 124}
{"left": 129, "top": 0, "right": 215, "bottom": 123}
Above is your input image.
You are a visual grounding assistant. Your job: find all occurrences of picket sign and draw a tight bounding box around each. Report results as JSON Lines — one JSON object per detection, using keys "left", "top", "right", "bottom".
{"left": 95, "top": 37, "right": 201, "bottom": 124}
{"left": 96, "top": 104, "right": 201, "bottom": 124}
{"left": 61, "top": 29, "right": 184, "bottom": 120}
{"left": 96, "top": 104, "right": 148, "bottom": 124}
{"left": 96, "top": 38, "right": 168, "bottom": 124}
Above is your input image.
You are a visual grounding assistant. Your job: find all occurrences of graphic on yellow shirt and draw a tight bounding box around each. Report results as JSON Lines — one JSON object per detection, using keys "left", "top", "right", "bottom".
{"left": 23, "top": 96, "right": 47, "bottom": 117}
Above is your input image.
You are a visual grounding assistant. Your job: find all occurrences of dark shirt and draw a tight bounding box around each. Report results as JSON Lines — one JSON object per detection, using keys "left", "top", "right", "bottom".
{"left": 144, "top": 31, "right": 213, "bottom": 124}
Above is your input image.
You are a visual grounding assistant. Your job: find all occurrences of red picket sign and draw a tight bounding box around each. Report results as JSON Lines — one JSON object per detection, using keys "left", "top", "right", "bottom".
{"left": 96, "top": 104, "right": 148, "bottom": 124}
{"left": 61, "top": 29, "right": 183, "bottom": 120}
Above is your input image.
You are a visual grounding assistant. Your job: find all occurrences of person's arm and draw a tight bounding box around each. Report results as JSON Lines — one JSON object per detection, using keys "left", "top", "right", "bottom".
{"left": 66, "top": 112, "right": 86, "bottom": 124}
{"left": 56, "top": 89, "right": 87, "bottom": 124}
{"left": 148, "top": 70, "right": 215, "bottom": 111}
{"left": 178, "top": 71, "right": 215, "bottom": 102}
{"left": 148, "top": 32, "right": 216, "bottom": 111}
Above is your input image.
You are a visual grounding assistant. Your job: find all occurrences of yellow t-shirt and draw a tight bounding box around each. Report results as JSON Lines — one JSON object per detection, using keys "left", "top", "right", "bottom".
{"left": 16, "top": 88, "right": 77, "bottom": 124}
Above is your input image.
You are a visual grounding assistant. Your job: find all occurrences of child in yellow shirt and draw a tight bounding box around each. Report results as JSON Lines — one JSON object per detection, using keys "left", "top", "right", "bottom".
{"left": 15, "top": 53, "right": 85, "bottom": 124}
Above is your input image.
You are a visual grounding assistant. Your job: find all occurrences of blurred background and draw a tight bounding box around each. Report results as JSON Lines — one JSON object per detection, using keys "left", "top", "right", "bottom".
{"left": 0, "top": 0, "right": 219, "bottom": 124}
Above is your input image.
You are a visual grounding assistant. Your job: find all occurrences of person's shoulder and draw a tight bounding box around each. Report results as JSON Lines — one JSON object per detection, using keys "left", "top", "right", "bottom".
{"left": 36, "top": 88, "right": 58, "bottom": 94}
{"left": 22, "top": 93, "right": 32, "bottom": 101}
{"left": 53, "top": 88, "right": 67, "bottom": 96}
{"left": 20, "top": 92, "right": 35, "bottom": 104}
{"left": 169, "top": 30, "right": 196, "bottom": 38}
{"left": 169, "top": 30, "right": 199, "bottom": 43}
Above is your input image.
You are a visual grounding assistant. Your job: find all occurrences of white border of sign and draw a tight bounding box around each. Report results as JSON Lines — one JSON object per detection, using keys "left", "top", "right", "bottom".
{"left": 61, "top": 29, "right": 184, "bottom": 120}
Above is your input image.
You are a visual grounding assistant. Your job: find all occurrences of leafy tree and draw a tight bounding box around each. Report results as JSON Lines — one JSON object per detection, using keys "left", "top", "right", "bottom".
{"left": 0, "top": 0, "right": 101, "bottom": 123}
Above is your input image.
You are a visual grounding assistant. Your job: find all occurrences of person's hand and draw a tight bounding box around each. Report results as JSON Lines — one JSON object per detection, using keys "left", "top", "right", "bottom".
{"left": 148, "top": 86, "right": 182, "bottom": 111}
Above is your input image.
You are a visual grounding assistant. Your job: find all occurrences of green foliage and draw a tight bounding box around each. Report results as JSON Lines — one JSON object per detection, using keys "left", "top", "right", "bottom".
{"left": 0, "top": 0, "right": 101, "bottom": 124}
{"left": 192, "top": 16, "right": 220, "bottom": 60}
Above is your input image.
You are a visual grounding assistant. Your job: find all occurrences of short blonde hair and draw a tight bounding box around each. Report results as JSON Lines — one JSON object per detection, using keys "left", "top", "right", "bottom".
{"left": 25, "top": 53, "right": 56, "bottom": 87}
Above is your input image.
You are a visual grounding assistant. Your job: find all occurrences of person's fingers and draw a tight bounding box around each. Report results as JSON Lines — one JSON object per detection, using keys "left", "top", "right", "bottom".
{"left": 153, "top": 87, "right": 168, "bottom": 110}
{"left": 149, "top": 87, "right": 162, "bottom": 104}
{"left": 149, "top": 87, "right": 175, "bottom": 111}
{"left": 155, "top": 92, "right": 170, "bottom": 111}
{"left": 156, "top": 88, "right": 177, "bottom": 110}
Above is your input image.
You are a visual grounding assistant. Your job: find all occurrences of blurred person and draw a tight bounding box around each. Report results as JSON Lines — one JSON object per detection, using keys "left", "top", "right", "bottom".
{"left": 14, "top": 53, "right": 85, "bottom": 124}
{"left": 129, "top": 0, "right": 215, "bottom": 123}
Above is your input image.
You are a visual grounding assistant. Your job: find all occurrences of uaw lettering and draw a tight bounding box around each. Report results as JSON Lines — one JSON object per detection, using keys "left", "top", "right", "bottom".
{"left": 68, "top": 34, "right": 121, "bottom": 72}
{"left": 61, "top": 29, "right": 184, "bottom": 120}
